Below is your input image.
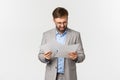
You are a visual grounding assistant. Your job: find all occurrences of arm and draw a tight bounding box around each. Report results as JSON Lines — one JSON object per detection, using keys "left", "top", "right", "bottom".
{"left": 75, "top": 33, "right": 85, "bottom": 63}
{"left": 38, "top": 33, "right": 51, "bottom": 63}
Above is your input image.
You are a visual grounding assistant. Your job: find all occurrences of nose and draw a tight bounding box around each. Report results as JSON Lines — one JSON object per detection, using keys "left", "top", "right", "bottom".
{"left": 60, "top": 23, "right": 64, "bottom": 27}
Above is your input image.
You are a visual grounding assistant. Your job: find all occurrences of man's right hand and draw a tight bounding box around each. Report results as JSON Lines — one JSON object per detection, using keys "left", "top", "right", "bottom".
{"left": 43, "top": 51, "right": 52, "bottom": 60}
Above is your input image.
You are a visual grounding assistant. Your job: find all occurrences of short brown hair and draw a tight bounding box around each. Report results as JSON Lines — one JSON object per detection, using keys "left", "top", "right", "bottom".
{"left": 52, "top": 7, "right": 68, "bottom": 18}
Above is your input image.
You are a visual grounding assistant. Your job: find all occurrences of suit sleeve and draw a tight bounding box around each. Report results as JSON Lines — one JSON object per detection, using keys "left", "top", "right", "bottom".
{"left": 75, "top": 33, "right": 85, "bottom": 63}
{"left": 38, "top": 33, "right": 50, "bottom": 63}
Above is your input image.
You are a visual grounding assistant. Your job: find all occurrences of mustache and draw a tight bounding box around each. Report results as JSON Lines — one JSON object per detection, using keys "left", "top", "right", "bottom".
{"left": 57, "top": 25, "right": 67, "bottom": 28}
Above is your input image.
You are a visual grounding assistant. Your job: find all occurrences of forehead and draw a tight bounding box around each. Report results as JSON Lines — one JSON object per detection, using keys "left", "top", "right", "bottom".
{"left": 54, "top": 16, "right": 68, "bottom": 22}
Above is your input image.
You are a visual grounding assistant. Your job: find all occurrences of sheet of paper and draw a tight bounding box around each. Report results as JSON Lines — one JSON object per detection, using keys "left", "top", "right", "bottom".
{"left": 40, "top": 41, "right": 79, "bottom": 58}
{"left": 40, "top": 41, "right": 62, "bottom": 53}
{"left": 53, "top": 44, "right": 79, "bottom": 58}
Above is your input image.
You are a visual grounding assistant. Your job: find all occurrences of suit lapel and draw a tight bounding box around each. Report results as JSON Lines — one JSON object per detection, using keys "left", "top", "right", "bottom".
{"left": 52, "top": 28, "right": 56, "bottom": 41}
{"left": 65, "top": 28, "right": 71, "bottom": 45}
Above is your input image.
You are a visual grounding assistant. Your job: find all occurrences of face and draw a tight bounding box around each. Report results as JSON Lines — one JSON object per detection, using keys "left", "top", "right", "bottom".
{"left": 53, "top": 16, "right": 68, "bottom": 33}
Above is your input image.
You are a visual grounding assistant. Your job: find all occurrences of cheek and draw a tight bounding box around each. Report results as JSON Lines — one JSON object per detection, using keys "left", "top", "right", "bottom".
{"left": 56, "top": 25, "right": 60, "bottom": 28}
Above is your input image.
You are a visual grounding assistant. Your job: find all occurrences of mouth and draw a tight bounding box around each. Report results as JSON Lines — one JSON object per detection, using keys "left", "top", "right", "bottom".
{"left": 60, "top": 27, "right": 65, "bottom": 30}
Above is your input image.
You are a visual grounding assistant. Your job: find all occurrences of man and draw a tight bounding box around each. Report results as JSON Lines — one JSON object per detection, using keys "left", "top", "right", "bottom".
{"left": 38, "top": 7, "right": 85, "bottom": 80}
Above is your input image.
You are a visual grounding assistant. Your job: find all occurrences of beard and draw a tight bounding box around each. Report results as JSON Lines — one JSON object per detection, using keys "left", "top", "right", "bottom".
{"left": 56, "top": 25, "right": 67, "bottom": 33}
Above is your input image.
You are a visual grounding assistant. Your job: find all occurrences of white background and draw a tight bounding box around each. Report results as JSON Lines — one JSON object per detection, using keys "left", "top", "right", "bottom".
{"left": 0, "top": 0, "right": 120, "bottom": 80}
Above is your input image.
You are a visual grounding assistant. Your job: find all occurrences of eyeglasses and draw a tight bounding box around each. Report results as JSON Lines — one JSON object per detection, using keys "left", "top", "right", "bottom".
{"left": 56, "top": 22, "right": 67, "bottom": 25}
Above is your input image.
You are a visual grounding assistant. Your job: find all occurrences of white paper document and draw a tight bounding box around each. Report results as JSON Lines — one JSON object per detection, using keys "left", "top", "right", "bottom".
{"left": 40, "top": 41, "right": 79, "bottom": 58}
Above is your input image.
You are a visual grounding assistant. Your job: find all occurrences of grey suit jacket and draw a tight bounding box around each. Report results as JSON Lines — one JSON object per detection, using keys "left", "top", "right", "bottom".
{"left": 38, "top": 28, "right": 85, "bottom": 80}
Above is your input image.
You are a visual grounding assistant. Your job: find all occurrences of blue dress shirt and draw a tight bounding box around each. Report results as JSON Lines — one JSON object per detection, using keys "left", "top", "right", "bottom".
{"left": 56, "top": 30, "right": 67, "bottom": 73}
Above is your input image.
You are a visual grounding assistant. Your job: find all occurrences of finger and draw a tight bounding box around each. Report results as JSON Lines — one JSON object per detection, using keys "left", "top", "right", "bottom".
{"left": 45, "top": 54, "right": 51, "bottom": 57}
{"left": 44, "top": 54, "right": 50, "bottom": 59}
{"left": 68, "top": 53, "right": 73, "bottom": 56}
{"left": 68, "top": 55, "right": 73, "bottom": 59}
{"left": 45, "top": 51, "right": 52, "bottom": 55}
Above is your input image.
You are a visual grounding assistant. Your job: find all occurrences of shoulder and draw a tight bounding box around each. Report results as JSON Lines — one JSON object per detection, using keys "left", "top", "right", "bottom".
{"left": 67, "top": 28, "right": 80, "bottom": 35}
{"left": 43, "top": 28, "right": 55, "bottom": 35}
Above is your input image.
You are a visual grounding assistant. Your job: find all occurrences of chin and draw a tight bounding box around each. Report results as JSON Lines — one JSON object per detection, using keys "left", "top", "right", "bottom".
{"left": 60, "top": 29, "right": 65, "bottom": 31}
{"left": 60, "top": 30, "right": 65, "bottom": 33}
{"left": 56, "top": 27, "right": 67, "bottom": 33}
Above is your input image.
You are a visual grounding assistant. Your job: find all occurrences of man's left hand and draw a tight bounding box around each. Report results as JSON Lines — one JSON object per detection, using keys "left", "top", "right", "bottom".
{"left": 68, "top": 52, "right": 78, "bottom": 60}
